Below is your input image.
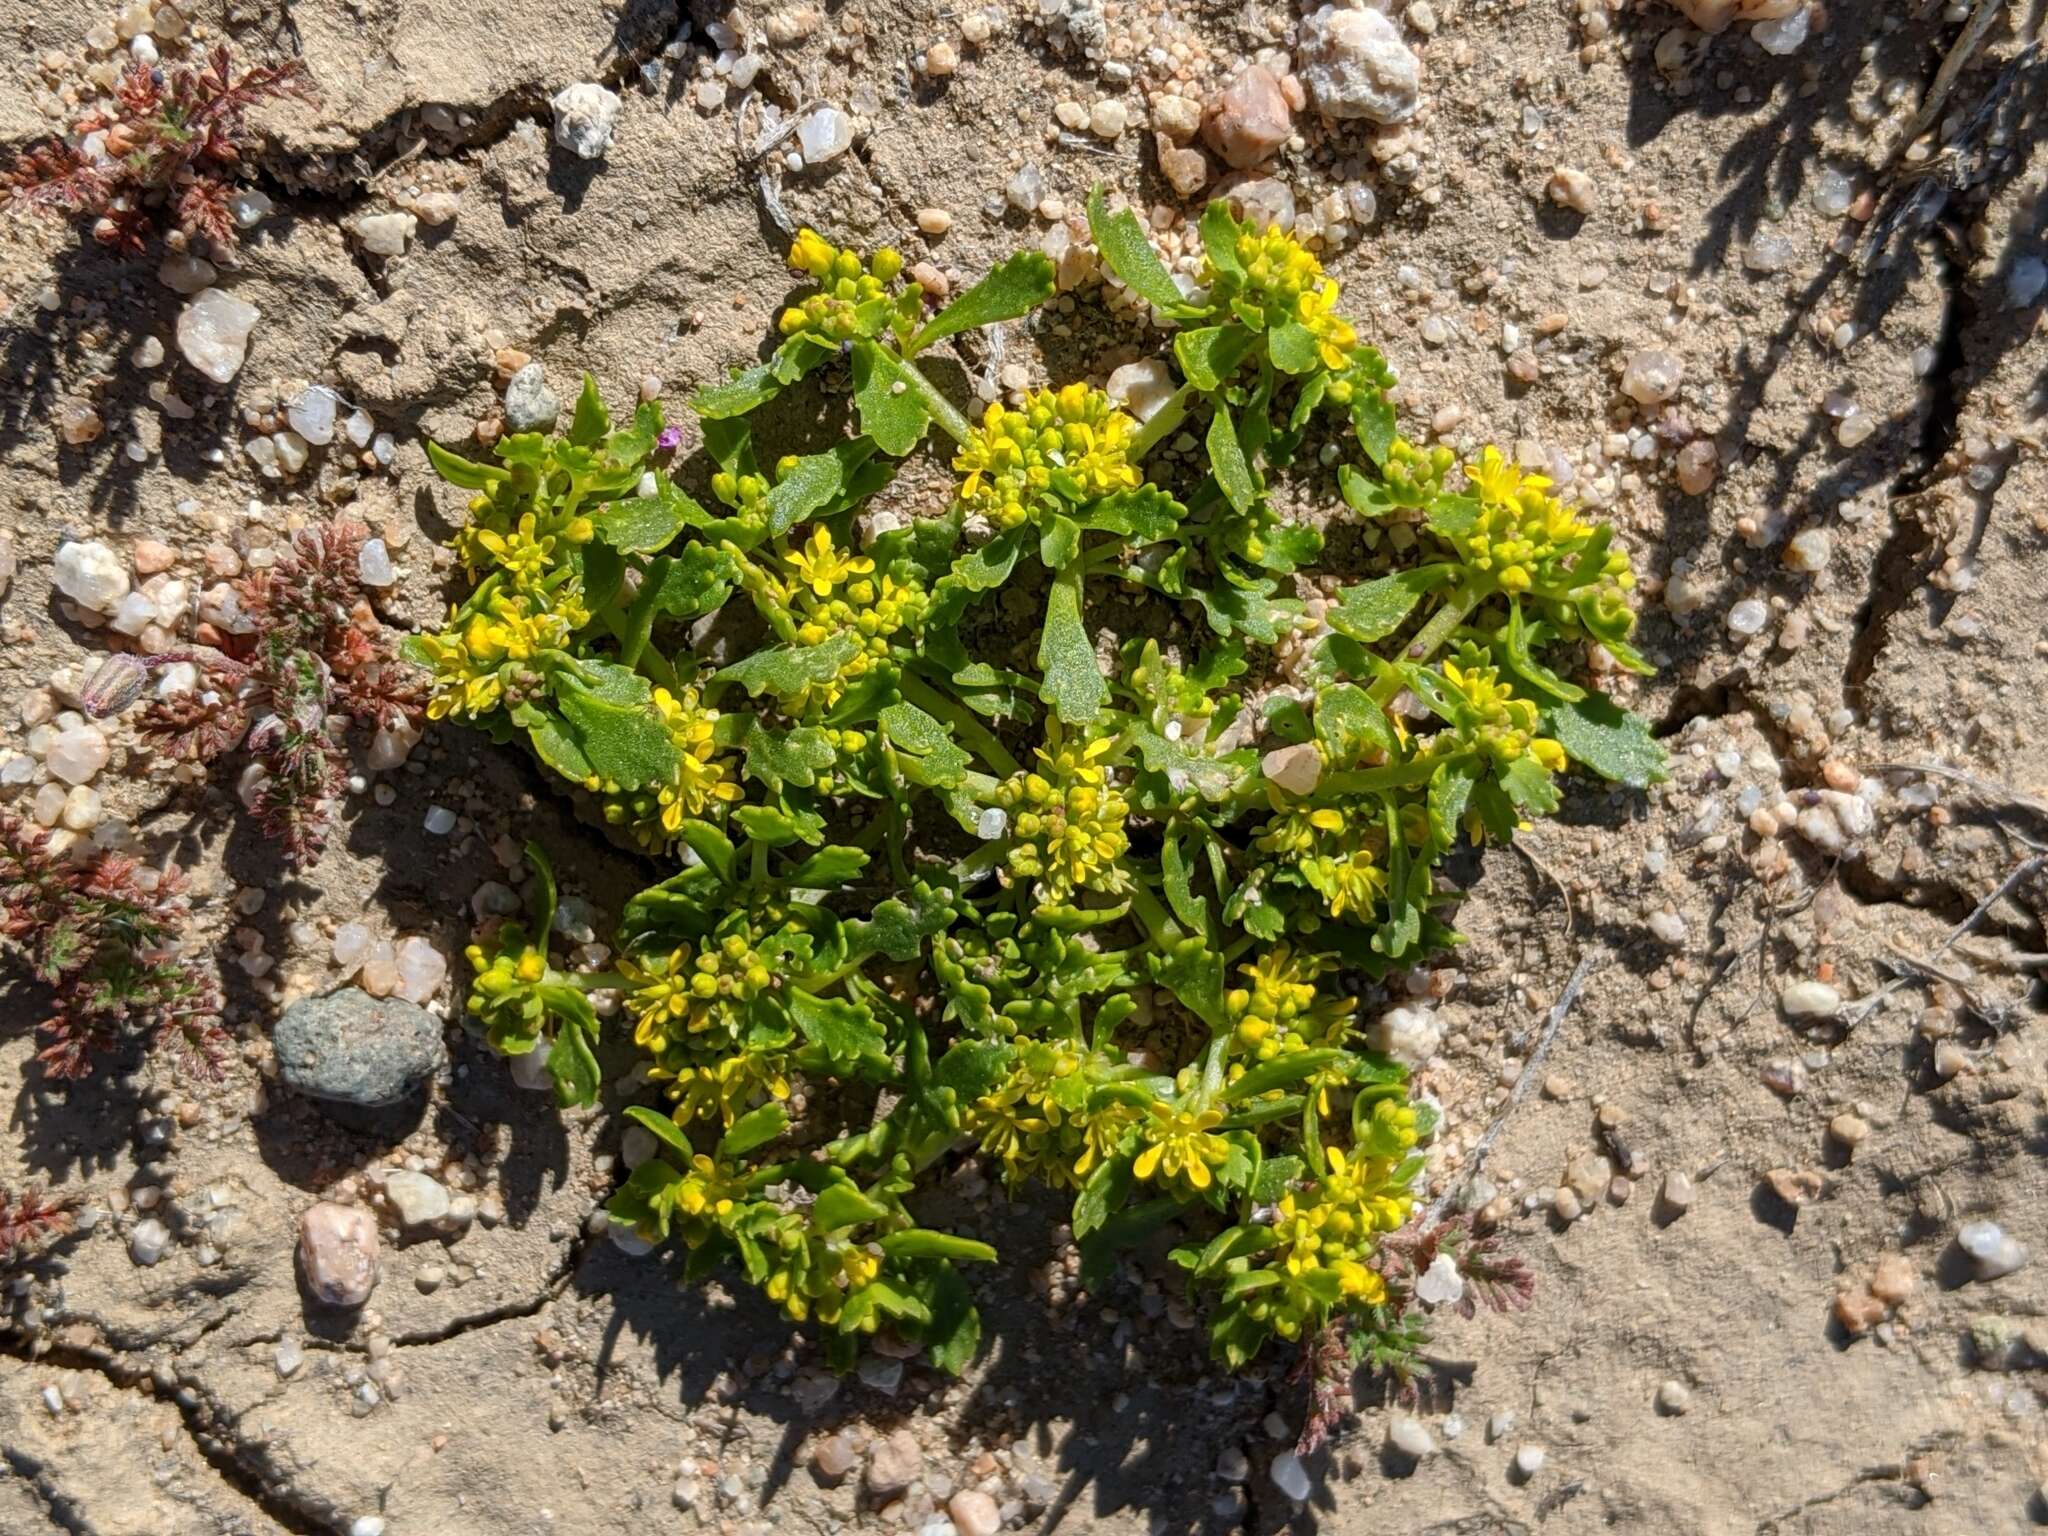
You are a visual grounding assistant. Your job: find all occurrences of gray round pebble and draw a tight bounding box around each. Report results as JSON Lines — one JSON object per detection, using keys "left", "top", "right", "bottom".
{"left": 275, "top": 989, "right": 445, "bottom": 1110}
{"left": 503, "top": 363, "right": 561, "bottom": 431}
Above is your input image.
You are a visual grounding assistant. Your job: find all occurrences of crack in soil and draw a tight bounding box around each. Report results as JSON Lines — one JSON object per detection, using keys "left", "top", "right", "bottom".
{"left": 1, "top": 1443, "right": 95, "bottom": 1535}
{"left": 391, "top": 1223, "right": 596, "bottom": 1349}
{"left": 1, "top": 1328, "right": 338, "bottom": 1534}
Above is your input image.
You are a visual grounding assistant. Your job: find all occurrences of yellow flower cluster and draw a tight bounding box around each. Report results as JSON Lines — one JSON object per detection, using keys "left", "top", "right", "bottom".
{"left": 596, "top": 685, "right": 742, "bottom": 848}
{"left": 1225, "top": 945, "right": 1356, "bottom": 1069}
{"left": 953, "top": 384, "right": 1141, "bottom": 530}
{"left": 761, "top": 1225, "right": 885, "bottom": 1327}
{"left": 965, "top": 1051, "right": 1134, "bottom": 1191}
{"left": 1454, "top": 447, "right": 1634, "bottom": 595}
{"left": 777, "top": 228, "right": 919, "bottom": 347}
{"left": 418, "top": 590, "right": 581, "bottom": 721}
{"left": 1205, "top": 224, "right": 1359, "bottom": 371}
{"left": 774, "top": 528, "right": 928, "bottom": 714}
{"left": 656, "top": 1049, "right": 792, "bottom": 1130}
{"left": 1419, "top": 658, "right": 1567, "bottom": 778}
{"left": 992, "top": 733, "right": 1132, "bottom": 908}
{"left": 1132, "top": 1102, "right": 1230, "bottom": 1193}
{"left": 619, "top": 934, "right": 772, "bottom": 1051}
{"left": 1257, "top": 806, "right": 1392, "bottom": 926}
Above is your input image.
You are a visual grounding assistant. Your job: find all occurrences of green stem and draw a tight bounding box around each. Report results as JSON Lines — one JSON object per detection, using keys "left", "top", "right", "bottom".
{"left": 616, "top": 557, "right": 670, "bottom": 669}
{"left": 898, "top": 671, "right": 1020, "bottom": 776}
{"left": 894, "top": 351, "right": 974, "bottom": 445}
{"left": 567, "top": 969, "right": 625, "bottom": 991}
{"left": 1130, "top": 384, "right": 1192, "bottom": 458}
{"left": 1127, "top": 880, "right": 1181, "bottom": 947}
{"left": 1368, "top": 585, "right": 1484, "bottom": 705}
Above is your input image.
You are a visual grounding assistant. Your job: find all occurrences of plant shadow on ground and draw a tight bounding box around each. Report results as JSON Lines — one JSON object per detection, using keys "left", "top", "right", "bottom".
{"left": 575, "top": 1173, "right": 1392, "bottom": 1535}
{"left": 1610, "top": 2, "right": 2048, "bottom": 655}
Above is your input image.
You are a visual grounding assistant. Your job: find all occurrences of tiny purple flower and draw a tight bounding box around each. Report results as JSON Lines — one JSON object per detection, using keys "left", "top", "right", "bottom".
{"left": 656, "top": 425, "right": 684, "bottom": 452}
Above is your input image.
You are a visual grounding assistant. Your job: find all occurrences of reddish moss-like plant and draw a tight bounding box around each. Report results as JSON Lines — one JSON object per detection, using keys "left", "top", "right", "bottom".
{"left": 0, "top": 813, "right": 225, "bottom": 1079}
{"left": 2, "top": 44, "right": 311, "bottom": 254}
{"left": 0, "top": 1187, "right": 74, "bottom": 1262}
{"left": 116, "top": 519, "right": 428, "bottom": 868}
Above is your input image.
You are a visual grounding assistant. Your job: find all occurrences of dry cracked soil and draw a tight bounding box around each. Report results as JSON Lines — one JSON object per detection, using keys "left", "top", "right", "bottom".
{"left": 0, "top": 1, "right": 2044, "bottom": 1533}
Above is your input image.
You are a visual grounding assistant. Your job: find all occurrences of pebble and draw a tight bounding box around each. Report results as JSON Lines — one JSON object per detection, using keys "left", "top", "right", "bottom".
{"left": 1269, "top": 1450, "right": 1313, "bottom": 1502}
{"left": 1753, "top": 6, "right": 1809, "bottom": 53}
{"left": 811, "top": 1434, "right": 859, "bottom": 1480}
{"left": 1089, "top": 99, "right": 1127, "bottom": 139}
{"left": 299, "top": 1202, "right": 380, "bottom": 1307}
{"left": 1779, "top": 980, "right": 1842, "bottom": 1019}
{"left": 1828, "top": 1112, "right": 1870, "bottom": 1148}
{"left": 1387, "top": 1417, "right": 1435, "bottom": 1459}
{"left": 157, "top": 252, "right": 217, "bottom": 295}
{"left": 353, "top": 212, "right": 416, "bottom": 256}
{"left": 1870, "top": 1253, "right": 1916, "bottom": 1305}
{"left": 1726, "top": 598, "right": 1769, "bottom": 637}
{"left": 1298, "top": 4, "right": 1422, "bottom": 123}
{"left": 1548, "top": 168, "right": 1596, "bottom": 215}
{"left": 1202, "top": 64, "right": 1292, "bottom": 170}
{"left": 1368, "top": 1005, "right": 1441, "bottom": 1066}
{"left": 1743, "top": 230, "right": 1797, "bottom": 274}
{"left": 1784, "top": 528, "right": 1832, "bottom": 573}
{"left": 45, "top": 725, "right": 110, "bottom": 786}
{"left": 1413, "top": 1252, "right": 1464, "bottom": 1308}
{"left": 550, "top": 82, "right": 622, "bottom": 159}
{"left": 1261, "top": 742, "right": 1322, "bottom": 796}
{"left": 129, "top": 1218, "right": 169, "bottom": 1265}
{"left": 286, "top": 386, "right": 340, "bottom": 446}
{"left": 916, "top": 207, "right": 953, "bottom": 235}
{"left": 1957, "top": 1220, "right": 2029, "bottom": 1282}
{"left": 349, "top": 1519, "right": 385, "bottom": 1536}
{"left": 274, "top": 989, "right": 446, "bottom": 1110}
{"left": 1765, "top": 1167, "right": 1824, "bottom": 1207}
{"left": 503, "top": 363, "right": 560, "bottom": 431}
{"left": 948, "top": 1491, "right": 1001, "bottom": 1536}
{"left": 177, "top": 289, "right": 260, "bottom": 384}
{"left": 1655, "top": 1380, "right": 1691, "bottom": 1416}
{"left": 228, "top": 189, "right": 273, "bottom": 229}
{"left": 358, "top": 539, "right": 397, "bottom": 588}
{"left": 424, "top": 805, "right": 458, "bottom": 835}
{"left": 274, "top": 1337, "right": 303, "bottom": 1377}
{"left": 1675, "top": 439, "right": 1718, "bottom": 494}
{"left": 865, "top": 1428, "right": 924, "bottom": 1495}
{"left": 797, "top": 106, "right": 853, "bottom": 165}
{"left": 1514, "top": 1445, "right": 1548, "bottom": 1479}
{"left": 383, "top": 1170, "right": 451, "bottom": 1230}
{"left": 53, "top": 540, "right": 130, "bottom": 615}
{"left": 1106, "top": 358, "right": 1177, "bottom": 422}
{"left": 1620, "top": 349, "right": 1683, "bottom": 406}
{"left": 1834, "top": 1287, "right": 1884, "bottom": 1335}
{"left": 1660, "top": 1171, "right": 1695, "bottom": 1212}
{"left": 1156, "top": 135, "right": 1211, "bottom": 197}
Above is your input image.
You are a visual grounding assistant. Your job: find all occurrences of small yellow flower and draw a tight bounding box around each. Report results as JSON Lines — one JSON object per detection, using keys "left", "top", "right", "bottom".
{"left": 992, "top": 732, "right": 1132, "bottom": 908}
{"left": 784, "top": 526, "right": 873, "bottom": 597}
{"left": 777, "top": 228, "right": 918, "bottom": 344}
{"left": 1132, "top": 1103, "right": 1229, "bottom": 1191}
{"left": 953, "top": 384, "right": 1140, "bottom": 530}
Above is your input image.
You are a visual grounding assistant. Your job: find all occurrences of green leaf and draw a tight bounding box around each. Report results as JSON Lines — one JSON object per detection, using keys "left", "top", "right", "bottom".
{"left": 1205, "top": 401, "right": 1260, "bottom": 515}
{"left": 813, "top": 1183, "right": 893, "bottom": 1231}
{"left": 725, "top": 718, "right": 837, "bottom": 790}
{"left": 552, "top": 662, "right": 679, "bottom": 790}
{"left": 1223, "top": 1049, "right": 1341, "bottom": 1102}
{"left": 527, "top": 712, "right": 594, "bottom": 784}
{"left": 545, "top": 1008, "right": 600, "bottom": 1108}
{"left": 787, "top": 846, "right": 869, "bottom": 887}
{"left": 692, "top": 362, "right": 783, "bottom": 419}
{"left": 1086, "top": 186, "right": 1190, "bottom": 315}
{"left": 567, "top": 374, "right": 609, "bottom": 446}
{"left": 878, "top": 1231, "right": 998, "bottom": 1263}
{"left": 523, "top": 840, "right": 558, "bottom": 938}
{"left": 851, "top": 340, "right": 933, "bottom": 456}
{"left": 1500, "top": 752, "right": 1561, "bottom": 816}
{"left": 766, "top": 442, "right": 877, "bottom": 536}
{"left": 677, "top": 820, "right": 736, "bottom": 884}
{"left": 624, "top": 1106, "right": 692, "bottom": 1158}
{"left": 909, "top": 250, "right": 1055, "bottom": 353}
{"left": 606, "top": 400, "right": 665, "bottom": 465}
{"left": 720, "top": 1103, "right": 790, "bottom": 1158}
{"left": 426, "top": 439, "right": 508, "bottom": 490}
{"left": 591, "top": 483, "right": 699, "bottom": 553}
{"left": 1502, "top": 598, "right": 1585, "bottom": 703}
{"left": 1314, "top": 683, "right": 1398, "bottom": 769}
{"left": 733, "top": 804, "right": 825, "bottom": 847}
{"left": 1160, "top": 827, "right": 1210, "bottom": 934}
{"left": 1545, "top": 693, "right": 1668, "bottom": 789}
{"left": 651, "top": 542, "right": 738, "bottom": 618}
{"left": 1038, "top": 572, "right": 1106, "bottom": 725}
{"left": 1351, "top": 388, "right": 1397, "bottom": 466}
{"left": 788, "top": 987, "right": 887, "bottom": 1064}
{"left": 715, "top": 634, "right": 861, "bottom": 700}
{"left": 1250, "top": 1155, "right": 1304, "bottom": 1203}
{"left": 1326, "top": 568, "right": 1450, "bottom": 643}
{"left": 1198, "top": 200, "right": 1244, "bottom": 282}
{"left": 1266, "top": 320, "right": 1321, "bottom": 375}
{"left": 1174, "top": 325, "right": 1254, "bottom": 392}
{"left": 878, "top": 702, "right": 970, "bottom": 789}
{"left": 917, "top": 1261, "right": 983, "bottom": 1375}
{"left": 1071, "top": 1153, "right": 1135, "bottom": 1240}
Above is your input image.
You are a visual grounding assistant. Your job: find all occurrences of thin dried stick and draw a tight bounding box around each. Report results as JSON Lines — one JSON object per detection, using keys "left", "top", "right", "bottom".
{"left": 1868, "top": 761, "right": 2048, "bottom": 819}
{"left": 1843, "top": 853, "right": 2046, "bottom": 1026}
{"left": 1425, "top": 950, "right": 1597, "bottom": 1226}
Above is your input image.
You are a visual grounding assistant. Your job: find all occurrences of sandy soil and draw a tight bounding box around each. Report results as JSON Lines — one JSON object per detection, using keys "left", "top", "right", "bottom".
{"left": 0, "top": 1, "right": 2044, "bottom": 1533}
